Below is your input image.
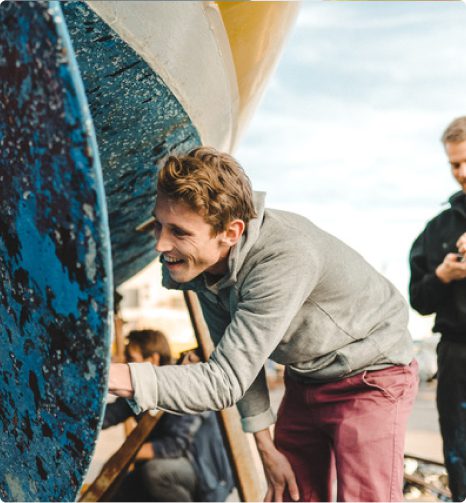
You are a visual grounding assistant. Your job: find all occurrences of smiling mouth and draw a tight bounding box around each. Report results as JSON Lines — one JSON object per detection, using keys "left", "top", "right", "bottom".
{"left": 161, "top": 254, "right": 185, "bottom": 266}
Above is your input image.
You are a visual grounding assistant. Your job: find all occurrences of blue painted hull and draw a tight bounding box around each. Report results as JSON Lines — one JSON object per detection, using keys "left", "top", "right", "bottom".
{"left": 0, "top": 2, "right": 112, "bottom": 501}
{"left": 62, "top": 2, "right": 201, "bottom": 287}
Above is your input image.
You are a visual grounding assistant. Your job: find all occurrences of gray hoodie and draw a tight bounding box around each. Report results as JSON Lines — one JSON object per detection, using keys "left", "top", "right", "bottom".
{"left": 129, "top": 193, "right": 414, "bottom": 433}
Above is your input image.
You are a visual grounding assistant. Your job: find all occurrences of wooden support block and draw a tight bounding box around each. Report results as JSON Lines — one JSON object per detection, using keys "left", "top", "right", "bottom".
{"left": 183, "top": 290, "right": 264, "bottom": 502}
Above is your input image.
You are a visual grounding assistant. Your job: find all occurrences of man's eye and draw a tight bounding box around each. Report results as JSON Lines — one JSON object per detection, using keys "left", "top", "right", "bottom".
{"left": 153, "top": 221, "right": 162, "bottom": 233}
{"left": 173, "top": 228, "right": 186, "bottom": 237}
{"left": 451, "top": 163, "right": 460, "bottom": 170}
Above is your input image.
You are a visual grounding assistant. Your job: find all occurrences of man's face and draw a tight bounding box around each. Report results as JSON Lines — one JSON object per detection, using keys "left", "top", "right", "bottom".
{"left": 153, "top": 192, "right": 230, "bottom": 283}
{"left": 125, "top": 343, "right": 161, "bottom": 365}
{"left": 445, "top": 140, "right": 466, "bottom": 193}
{"left": 124, "top": 343, "right": 144, "bottom": 363}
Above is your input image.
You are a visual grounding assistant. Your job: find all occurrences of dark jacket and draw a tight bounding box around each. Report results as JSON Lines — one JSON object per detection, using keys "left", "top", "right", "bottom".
{"left": 103, "top": 399, "right": 234, "bottom": 501}
{"left": 409, "top": 191, "right": 466, "bottom": 341}
{"left": 103, "top": 398, "right": 200, "bottom": 458}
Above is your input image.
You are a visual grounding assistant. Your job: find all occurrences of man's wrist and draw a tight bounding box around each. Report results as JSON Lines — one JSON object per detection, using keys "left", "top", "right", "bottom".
{"left": 109, "top": 363, "right": 134, "bottom": 397}
{"left": 254, "top": 428, "right": 275, "bottom": 453}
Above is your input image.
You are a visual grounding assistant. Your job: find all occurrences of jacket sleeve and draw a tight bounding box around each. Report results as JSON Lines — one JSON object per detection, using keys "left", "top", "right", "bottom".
{"left": 128, "top": 246, "right": 318, "bottom": 433}
{"left": 197, "top": 294, "right": 275, "bottom": 431}
{"left": 235, "top": 366, "right": 275, "bottom": 432}
{"left": 151, "top": 414, "right": 202, "bottom": 458}
{"left": 409, "top": 228, "right": 450, "bottom": 315}
{"left": 102, "top": 398, "right": 134, "bottom": 429}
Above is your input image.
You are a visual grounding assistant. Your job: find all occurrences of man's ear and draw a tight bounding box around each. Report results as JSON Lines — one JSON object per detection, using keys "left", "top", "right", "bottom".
{"left": 222, "top": 219, "right": 245, "bottom": 246}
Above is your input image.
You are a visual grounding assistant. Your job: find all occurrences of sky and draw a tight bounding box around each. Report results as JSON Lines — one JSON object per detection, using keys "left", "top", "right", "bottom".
{"left": 236, "top": 1, "right": 466, "bottom": 340}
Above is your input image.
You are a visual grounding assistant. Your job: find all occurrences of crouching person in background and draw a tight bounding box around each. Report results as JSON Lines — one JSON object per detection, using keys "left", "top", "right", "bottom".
{"left": 103, "top": 329, "right": 234, "bottom": 502}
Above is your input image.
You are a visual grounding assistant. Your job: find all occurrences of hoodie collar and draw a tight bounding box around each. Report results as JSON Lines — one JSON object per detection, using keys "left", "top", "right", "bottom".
{"left": 212, "top": 191, "right": 266, "bottom": 291}
{"left": 449, "top": 190, "right": 466, "bottom": 218}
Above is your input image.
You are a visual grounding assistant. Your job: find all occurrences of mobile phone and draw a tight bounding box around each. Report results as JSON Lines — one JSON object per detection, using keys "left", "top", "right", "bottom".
{"left": 455, "top": 253, "right": 465, "bottom": 263}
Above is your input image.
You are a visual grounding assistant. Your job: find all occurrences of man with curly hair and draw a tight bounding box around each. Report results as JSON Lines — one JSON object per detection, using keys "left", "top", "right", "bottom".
{"left": 110, "top": 147, "right": 417, "bottom": 502}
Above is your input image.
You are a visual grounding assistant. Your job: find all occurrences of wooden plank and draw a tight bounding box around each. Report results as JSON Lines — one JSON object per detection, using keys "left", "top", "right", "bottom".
{"left": 79, "top": 411, "right": 163, "bottom": 502}
{"left": 183, "top": 290, "right": 264, "bottom": 502}
{"left": 113, "top": 314, "right": 126, "bottom": 364}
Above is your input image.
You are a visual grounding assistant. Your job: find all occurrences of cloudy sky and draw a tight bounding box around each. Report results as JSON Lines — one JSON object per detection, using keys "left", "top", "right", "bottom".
{"left": 236, "top": 1, "right": 466, "bottom": 339}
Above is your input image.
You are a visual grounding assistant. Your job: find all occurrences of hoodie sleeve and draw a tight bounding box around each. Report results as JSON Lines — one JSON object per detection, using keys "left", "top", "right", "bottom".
{"left": 235, "top": 366, "right": 276, "bottom": 432}
{"left": 409, "top": 227, "right": 450, "bottom": 315}
{"left": 128, "top": 245, "right": 318, "bottom": 433}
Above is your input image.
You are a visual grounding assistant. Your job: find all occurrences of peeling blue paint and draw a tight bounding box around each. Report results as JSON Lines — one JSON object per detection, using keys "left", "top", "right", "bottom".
{"left": 0, "top": 2, "right": 112, "bottom": 501}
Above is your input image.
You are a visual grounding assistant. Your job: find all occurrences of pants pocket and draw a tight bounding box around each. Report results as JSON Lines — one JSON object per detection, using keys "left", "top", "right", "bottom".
{"left": 362, "top": 365, "right": 409, "bottom": 402}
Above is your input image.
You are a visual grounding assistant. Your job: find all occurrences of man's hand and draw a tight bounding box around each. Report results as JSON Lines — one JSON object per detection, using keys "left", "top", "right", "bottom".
{"left": 456, "top": 232, "right": 466, "bottom": 255}
{"left": 254, "top": 429, "right": 300, "bottom": 502}
{"left": 436, "top": 252, "right": 466, "bottom": 284}
{"left": 108, "top": 363, "right": 134, "bottom": 398}
{"left": 178, "top": 349, "right": 201, "bottom": 365}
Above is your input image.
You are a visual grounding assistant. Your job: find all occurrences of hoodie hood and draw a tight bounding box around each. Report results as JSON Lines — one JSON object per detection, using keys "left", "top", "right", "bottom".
{"left": 161, "top": 191, "right": 266, "bottom": 293}
{"left": 216, "top": 191, "right": 266, "bottom": 290}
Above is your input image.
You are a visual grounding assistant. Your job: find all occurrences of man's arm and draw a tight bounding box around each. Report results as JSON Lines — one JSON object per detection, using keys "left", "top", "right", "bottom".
{"left": 434, "top": 231, "right": 466, "bottom": 283}
{"left": 435, "top": 252, "right": 466, "bottom": 284}
{"left": 254, "top": 428, "right": 299, "bottom": 502}
{"left": 108, "top": 363, "right": 134, "bottom": 398}
{"left": 126, "top": 246, "right": 317, "bottom": 416}
{"left": 409, "top": 231, "right": 451, "bottom": 314}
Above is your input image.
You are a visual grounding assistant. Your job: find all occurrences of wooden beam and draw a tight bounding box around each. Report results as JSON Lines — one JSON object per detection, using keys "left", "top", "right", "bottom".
{"left": 183, "top": 290, "right": 264, "bottom": 502}
{"left": 113, "top": 314, "right": 126, "bottom": 363}
{"left": 79, "top": 411, "right": 163, "bottom": 502}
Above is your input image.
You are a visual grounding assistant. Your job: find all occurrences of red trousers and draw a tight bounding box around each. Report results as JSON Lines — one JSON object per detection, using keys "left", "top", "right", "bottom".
{"left": 274, "top": 360, "right": 418, "bottom": 502}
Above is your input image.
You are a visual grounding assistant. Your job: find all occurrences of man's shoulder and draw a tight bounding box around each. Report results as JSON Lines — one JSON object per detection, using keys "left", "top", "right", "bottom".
{"left": 424, "top": 191, "right": 464, "bottom": 228}
{"left": 262, "top": 207, "right": 316, "bottom": 238}
{"left": 424, "top": 205, "right": 456, "bottom": 232}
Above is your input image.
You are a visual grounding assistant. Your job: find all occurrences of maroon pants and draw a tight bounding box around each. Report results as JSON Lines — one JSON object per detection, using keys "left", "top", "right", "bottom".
{"left": 275, "top": 360, "right": 419, "bottom": 502}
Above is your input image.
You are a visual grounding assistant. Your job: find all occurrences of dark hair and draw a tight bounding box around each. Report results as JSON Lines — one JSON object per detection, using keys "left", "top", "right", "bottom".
{"left": 157, "top": 146, "right": 257, "bottom": 234}
{"left": 126, "top": 329, "right": 172, "bottom": 366}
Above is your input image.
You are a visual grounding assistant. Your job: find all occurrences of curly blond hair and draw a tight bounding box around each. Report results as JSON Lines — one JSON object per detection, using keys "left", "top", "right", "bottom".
{"left": 157, "top": 147, "right": 257, "bottom": 234}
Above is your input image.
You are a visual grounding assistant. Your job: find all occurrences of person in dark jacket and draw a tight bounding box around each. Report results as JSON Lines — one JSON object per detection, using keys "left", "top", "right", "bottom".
{"left": 409, "top": 116, "right": 466, "bottom": 502}
{"left": 103, "top": 329, "right": 234, "bottom": 502}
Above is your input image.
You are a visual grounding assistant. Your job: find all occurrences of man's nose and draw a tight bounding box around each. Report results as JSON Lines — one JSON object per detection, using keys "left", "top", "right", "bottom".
{"left": 155, "top": 228, "right": 172, "bottom": 253}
